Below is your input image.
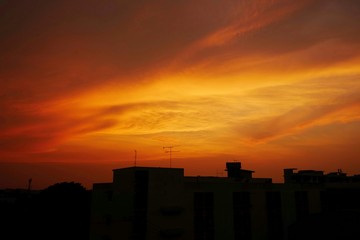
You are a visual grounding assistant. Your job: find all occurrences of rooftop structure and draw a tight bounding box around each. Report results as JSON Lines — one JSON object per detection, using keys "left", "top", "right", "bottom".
{"left": 284, "top": 168, "right": 360, "bottom": 184}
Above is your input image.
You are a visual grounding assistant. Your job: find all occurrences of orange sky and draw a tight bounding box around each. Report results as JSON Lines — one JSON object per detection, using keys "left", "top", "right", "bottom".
{"left": 1, "top": 0, "right": 360, "bottom": 189}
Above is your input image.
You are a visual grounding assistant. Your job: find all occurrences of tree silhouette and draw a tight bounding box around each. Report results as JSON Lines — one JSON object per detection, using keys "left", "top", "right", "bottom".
{"left": 34, "top": 182, "right": 91, "bottom": 240}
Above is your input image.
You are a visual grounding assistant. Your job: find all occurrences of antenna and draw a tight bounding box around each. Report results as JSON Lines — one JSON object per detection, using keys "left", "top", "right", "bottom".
{"left": 134, "top": 150, "right": 137, "bottom": 167}
{"left": 28, "top": 178, "right": 32, "bottom": 192}
{"left": 163, "top": 146, "right": 179, "bottom": 168}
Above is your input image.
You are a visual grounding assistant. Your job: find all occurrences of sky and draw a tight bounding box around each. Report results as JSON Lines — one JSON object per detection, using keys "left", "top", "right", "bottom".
{"left": 1, "top": 0, "right": 360, "bottom": 189}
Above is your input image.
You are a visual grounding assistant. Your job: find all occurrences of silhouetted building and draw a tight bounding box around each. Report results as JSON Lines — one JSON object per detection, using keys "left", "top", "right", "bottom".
{"left": 90, "top": 163, "right": 360, "bottom": 240}
{"left": 284, "top": 168, "right": 360, "bottom": 184}
{"left": 226, "top": 162, "right": 253, "bottom": 181}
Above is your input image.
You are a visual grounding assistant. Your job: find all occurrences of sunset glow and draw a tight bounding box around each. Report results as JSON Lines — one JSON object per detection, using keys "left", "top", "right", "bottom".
{"left": 1, "top": 0, "right": 360, "bottom": 189}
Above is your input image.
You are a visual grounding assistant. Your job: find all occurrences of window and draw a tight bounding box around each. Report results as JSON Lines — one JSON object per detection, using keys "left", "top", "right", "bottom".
{"left": 106, "top": 190, "right": 113, "bottom": 201}
{"left": 132, "top": 170, "right": 149, "bottom": 240}
{"left": 233, "top": 192, "right": 251, "bottom": 240}
{"left": 266, "top": 192, "right": 283, "bottom": 240}
{"left": 295, "top": 191, "right": 309, "bottom": 220}
{"left": 105, "top": 214, "right": 112, "bottom": 226}
{"left": 194, "top": 192, "right": 214, "bottom": 240}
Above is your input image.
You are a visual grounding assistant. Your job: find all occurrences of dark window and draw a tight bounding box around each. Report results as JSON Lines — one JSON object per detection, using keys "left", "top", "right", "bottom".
{"left": 106, "top": 190, "right": 113, "bottom": 201}
{"left": 102, "top": 235, "right": 111, "bottom": 240}
{"left": 133, "top": 170, "right": 149, "bottom": 240}
{"left": 194, "top": 192, "right": 214, "bottom": 240}
{"left": 233, "top": 192, "right": 252, "bottom": 240}
{"left": 266, "top": 192, "right": 283, "bottom": 240}
{"left": 320, "top": 190, "right": 327, "bottom": 211}
{"left": 320, "top": 188, "right": 360, "bottom": 211}
{"left": 295, "top": 191, "right": 309, "bottom": 220}
{"left": 105, "top": 214, "right": 112, "bottom": 226}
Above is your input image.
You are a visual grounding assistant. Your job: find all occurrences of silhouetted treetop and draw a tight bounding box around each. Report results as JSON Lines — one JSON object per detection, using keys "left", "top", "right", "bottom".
{"left": 35, "top": 181, "right": 91, "bottom": 240}
{"left": 42, "top": 181, "right": 86, "bottom": 193}
{"left": 39, "top": 181, "right": 87, "bottom": 202}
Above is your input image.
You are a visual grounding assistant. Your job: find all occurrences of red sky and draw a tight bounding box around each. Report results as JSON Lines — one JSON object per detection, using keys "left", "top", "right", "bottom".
{"left": 1, "top": 0, "right": 360, "bottom": 189}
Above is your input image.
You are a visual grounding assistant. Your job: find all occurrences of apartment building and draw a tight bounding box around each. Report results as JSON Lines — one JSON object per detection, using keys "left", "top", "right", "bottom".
{"left": 90, "top": 162, "right": 360, "bottom": 240}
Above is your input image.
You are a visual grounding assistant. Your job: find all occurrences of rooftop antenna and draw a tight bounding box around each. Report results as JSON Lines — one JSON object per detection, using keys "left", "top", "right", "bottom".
{"left": 28, "top": 178, "right": 32, "bottom": 192}
{"left": 134, "top": 150, "right": 137, "bottom": 167}
{"left": 163, "top": 146, "right": 179, "bottom": 168}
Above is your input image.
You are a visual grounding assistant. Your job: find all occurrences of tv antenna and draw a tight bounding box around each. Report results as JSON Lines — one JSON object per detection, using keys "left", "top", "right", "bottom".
{"left": 163, "top": 146, "right": 179, "bottom": 168}
{"left": 28, "top": 178, "right": 32, "bottom": 192}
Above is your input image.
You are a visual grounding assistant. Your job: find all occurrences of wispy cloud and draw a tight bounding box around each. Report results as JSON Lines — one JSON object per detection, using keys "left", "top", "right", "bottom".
{"left": 0, "top": 0, "right": 360, "bottom": 185}
{"left": 238, "top": 78, "right": 360, "bottom": 144}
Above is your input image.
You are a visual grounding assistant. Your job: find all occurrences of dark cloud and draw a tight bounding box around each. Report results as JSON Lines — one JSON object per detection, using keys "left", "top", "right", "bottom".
{"left": 1, "top": 0, "right": 359, "bottom": 104}
{"left": 0, "top": 101, "right": 119, "bottom": 153}
{"left": 179, "top": 0, "right": 360, "bottom": 76}
{"left": 0, "top": 0, "right": 249, "bottom": 102}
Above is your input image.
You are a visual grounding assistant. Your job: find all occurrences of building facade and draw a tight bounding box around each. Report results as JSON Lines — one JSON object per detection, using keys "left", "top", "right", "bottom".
{"left": 90, "top": 163, "right": 360, "bottom": 240}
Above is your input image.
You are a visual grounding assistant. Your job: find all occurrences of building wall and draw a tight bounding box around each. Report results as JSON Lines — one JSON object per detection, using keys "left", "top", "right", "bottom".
{"left": 90, "top": 167, "right": 359, "bottom": 240}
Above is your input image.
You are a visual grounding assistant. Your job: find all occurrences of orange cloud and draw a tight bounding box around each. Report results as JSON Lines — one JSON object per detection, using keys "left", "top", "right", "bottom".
{"left": 233, "top": 77, "right": 360, "bottom": 143}
{"left": 1, "top": 0, "right": 360, "bottom": 188}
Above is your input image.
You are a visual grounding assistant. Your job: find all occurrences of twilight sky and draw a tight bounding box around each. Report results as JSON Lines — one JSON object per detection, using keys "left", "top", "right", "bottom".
{"left": 1, "top": 0, "right": 360, "bottom": 189}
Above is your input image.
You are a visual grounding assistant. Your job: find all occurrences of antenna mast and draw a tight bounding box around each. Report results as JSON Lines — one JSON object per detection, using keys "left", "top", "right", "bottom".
{"left": 134, "top": 150, "right": 137, "bottom": 167}
{"left": 28, "top": 178, "right": 32, "bottom": 192}
{"left": 163, "top": 146, "right": 179, "bottom": 168}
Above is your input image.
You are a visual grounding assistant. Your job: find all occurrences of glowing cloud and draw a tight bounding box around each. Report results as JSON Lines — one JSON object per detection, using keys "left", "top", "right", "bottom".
{"left": 0, "top": 0, "right": 360, "bottom": 188}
